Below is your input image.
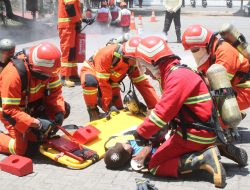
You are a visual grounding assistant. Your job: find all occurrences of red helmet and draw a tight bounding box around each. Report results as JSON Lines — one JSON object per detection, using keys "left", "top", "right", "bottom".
{"left": 182, "top": 25, "right": 214, "bottom": 50}
{"left": 109, "top": 0, "right": 115, "bottom": 6}
{"left": 136, "top": 36, "right": 173, "bottom": 65}
{"left": 29, "top": 42, "right": 61, "bottom": 76}
{"left": 122, "top": 36, "right": 142, "bottom": 58}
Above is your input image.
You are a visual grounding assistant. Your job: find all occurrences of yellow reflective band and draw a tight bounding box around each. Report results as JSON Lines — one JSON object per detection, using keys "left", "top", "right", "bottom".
{"left": 236, "top": 81, "right": 250, "bottom": 88}
{"left": 111, "top": 83, "right": 120, "bottom": 88}
{"left": 83, "top": 89, "right": 98, "bottom": 95}
{"left": 48, "top": 79, "right": 61, "bottom": 89}
{"left": 132, "top": 75, "right": 146, "bottom": 83}
{"left": 96, "top": 72, "right": 110, "bottom": 79}
{"left": 64, "top": 0, "right": 76, "bottom": 3}
{"left": 1, "top": 97, "right": 21, "bottom": 105}
{"left": 114, "top": 51, "right": 121, "bottom": 58}
{"left": 239, "top": 53, "right": 244, "bottom": 64}
{"left": 150, "top": 166, "right": 159, "bottom": 175}
{"left": 156, "top": 78, "right": 163, "bottom": 94}
{"left": 58, "top": 18, "right": 72, "bottom": 22}
{"left": 111, "top": 71, "right": 122, "bottom": 78}
{"left": 8, "top": 139, "right": 16, "bottom": 155}
{"left": 30, "top": 84, "right": 45, "bottom": 94}
{"left": 227, "top": 73, "right": 234, "bottom": 80}
{"left": 184, "top": 93, "right": 211, "bottom": 105}
{"left": 149, "top": 111, "right": 167, "bottom": 128}
{"left": 61, "top": 62, "right": 78, "bottom": 67}
{"left": 0, "top": 107, "right": 2, "bottom": 111}
{"left": 170, "top": 65, "right": 179, "bottom": 72}
{"left": 177, "top": 131, "right": 217, "bottom": 144}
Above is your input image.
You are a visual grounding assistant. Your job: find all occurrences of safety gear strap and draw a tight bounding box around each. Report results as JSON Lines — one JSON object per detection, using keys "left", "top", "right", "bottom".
{"left": 168, "top": 64, "right": 226, "bottom": 144}
{"left": 112, "top": 44, "right": 123, "bottom": 67}
{"left": 210, "top": 87, "right": 236, "bottom": 98}
{"left": 12, "top": 59, "right": 30, "bottom": 113}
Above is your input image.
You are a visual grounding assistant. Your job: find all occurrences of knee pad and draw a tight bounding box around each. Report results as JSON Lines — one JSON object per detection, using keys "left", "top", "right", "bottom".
{"left": 64, "top": 101, "right": 71, "bottom": 119}
{"left": 84, "top": 74, "right": 98, "bottom": 87}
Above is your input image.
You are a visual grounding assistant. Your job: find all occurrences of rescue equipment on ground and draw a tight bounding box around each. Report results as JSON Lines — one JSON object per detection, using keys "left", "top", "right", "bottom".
{"left": 0, "top": 155, "right": 33, "bottom": 176}
{"left": 123, "top": 81, "right": 147, "bottom": 116}
{"left": 206, "top": 64, "right": 242, "bottom": 128}
{"left": 40, "top": 110, "right": 144, "bottom": 169}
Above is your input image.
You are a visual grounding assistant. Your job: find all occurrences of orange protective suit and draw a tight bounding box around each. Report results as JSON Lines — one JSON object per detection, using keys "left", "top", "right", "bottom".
{"left": 58, "top": 0, "right": 82, "bottom": 77}
{"left": 198, "top": 39, "right": 250, "bottom": 111}
{"left": 0, "top": 61, "right": 65, "bottom": 155}
{"left": 80, "top": 44, "right": 159, "bottom": 112}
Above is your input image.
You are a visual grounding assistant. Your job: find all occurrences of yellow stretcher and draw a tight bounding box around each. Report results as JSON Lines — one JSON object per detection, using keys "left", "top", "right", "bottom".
{"left": 39, "top": 110, "right": 144, "bottom": 169}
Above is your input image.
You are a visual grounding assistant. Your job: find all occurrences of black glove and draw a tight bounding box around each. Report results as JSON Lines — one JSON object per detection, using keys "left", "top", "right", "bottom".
{"left": 55, "top": 112, "right": 64, "bottom": 126}
{"left": 82, "top": 18, "right": 95, "bottom": 25}
{"left": 133, "top": 131, "right": 150, "bottom": 146}
{"left": 75, "top": 21, "right": 82, "bottom": 33}
{"left": 135, "top": 178, "right": 158, "bottom": 190}
{"left": 37, "top": 118, "right": 54, "bottom": 135}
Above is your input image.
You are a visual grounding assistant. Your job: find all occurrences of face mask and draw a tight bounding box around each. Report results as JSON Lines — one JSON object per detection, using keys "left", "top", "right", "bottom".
{"left": 192, "top": 48, "right": 210, "bottom": 67}
{"left": 136, "top": 59, "right": 161, "bottom": 79}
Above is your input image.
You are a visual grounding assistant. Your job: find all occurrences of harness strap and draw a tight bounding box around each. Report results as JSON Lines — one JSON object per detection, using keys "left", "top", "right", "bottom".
{"left": 210, "top": 87, "right": 235, "bottom": 98}
{"left": 112, "top": 44, "right": 123, "bottom": 67}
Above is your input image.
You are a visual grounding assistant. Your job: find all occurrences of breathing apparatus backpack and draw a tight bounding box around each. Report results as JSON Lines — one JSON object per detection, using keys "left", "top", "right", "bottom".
{"left": 204, "top": 24, "right": 250, "bottom": 130}
{"left": 168, "top": 65, "right": 227, "bottom": 144}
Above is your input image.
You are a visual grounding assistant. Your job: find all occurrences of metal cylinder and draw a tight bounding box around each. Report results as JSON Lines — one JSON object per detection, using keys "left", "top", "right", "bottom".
{"left": 207, "top": 64, "right": 242, "bottom": 128}
{"left": 220, "top": 23, "right": 250, "bottom": 61}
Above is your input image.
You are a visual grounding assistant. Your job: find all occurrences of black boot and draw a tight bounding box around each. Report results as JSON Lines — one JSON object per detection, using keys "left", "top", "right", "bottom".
{"left": 87, "top": 106, "right": 106, "bottom": 121}
{"left": 176, "top": 30, "right": 181, "bottom": 43}
{"left": 218, "top": 143, "right": 248, "bottom": 167}
{"left": 87, "top": 106, "right": 101, "bottom": 121}
{"left": 179, "top": 146, "right": 226, "bottom": 188}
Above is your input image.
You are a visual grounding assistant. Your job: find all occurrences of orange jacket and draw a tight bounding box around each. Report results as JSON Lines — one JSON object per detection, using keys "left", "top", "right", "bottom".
{"left": 92, "top": 44, "right": 159, "bottom": 111}
{"left": 0, "top": 61, "right": 65, "bottom": 134}
{"left": 212, "top": 39, "right": 250, "bottom": 87}
{"left": 198, "top": 39, "right": 250, "bottom": 110}
{"left": 58, "top": 0, "right": 82, "bottom": 28}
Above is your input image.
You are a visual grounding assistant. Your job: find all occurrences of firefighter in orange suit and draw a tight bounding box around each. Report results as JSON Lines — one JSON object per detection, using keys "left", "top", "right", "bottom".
{"left": 182, "top": 24, "right": 249, "bottom": 166}
{"left": 0, "top": 42, "right": 70, "bottom": 156}
{"left": 182, "top": 25, "right": 250, "bottom": 112}
{"left": 58, "top": 0, "right": 82, "bottom": 87}
{"left": 80, "top": 37, "right": 159, "bottom": 121}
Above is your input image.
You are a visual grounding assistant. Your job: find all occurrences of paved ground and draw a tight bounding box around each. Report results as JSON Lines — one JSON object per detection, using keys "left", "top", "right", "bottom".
{"left": 0, "top": 10, "right": 250, "bottom": 190}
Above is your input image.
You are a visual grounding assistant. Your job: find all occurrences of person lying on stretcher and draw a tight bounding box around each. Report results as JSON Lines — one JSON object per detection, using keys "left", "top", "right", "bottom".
{"left": 103, "top": 128, "right": 167, "bottom": 171}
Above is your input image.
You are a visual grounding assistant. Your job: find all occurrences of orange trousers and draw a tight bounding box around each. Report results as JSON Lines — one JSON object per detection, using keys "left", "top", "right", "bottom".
{"left": 80, "top": 66, "right": 123, "bottom": 110}
{"left": 58, "top": 26, "right": 78, "bottom": 77}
